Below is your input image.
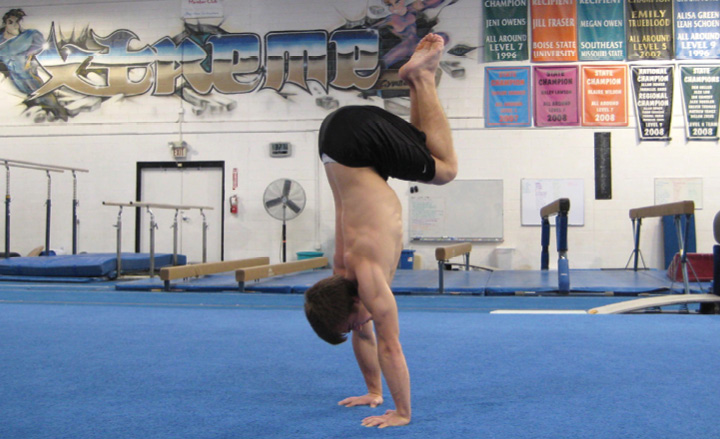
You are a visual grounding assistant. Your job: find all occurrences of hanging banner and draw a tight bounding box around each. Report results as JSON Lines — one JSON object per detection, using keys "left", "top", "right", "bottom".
{"left": 581, "top": 65, "right": 628, "bottom": 127}
{"left": 531, "top": 0, "right": 578, "bottom": 62}
{"left": 626, "top": 0, "right": 674, "bottom": 61}
{"left": 483, "top": 0, "right": 529, "bottom": 62}
{"left": 485, "top": 67, "right": 532, "bottom": 128}
{"left": 533, "top": 66, "right": 579, "bottom": 127}
{"left": 631, "top": 65, "right": 674, "bottom": 141}
{"left": 680, "top": 66, "right": 720, "bottom": 140}
{"left": 577, "top": 0, "right": 625, "bottom": 61}
{"left": 675, "top": 0, "right": 720, "bottom": 60}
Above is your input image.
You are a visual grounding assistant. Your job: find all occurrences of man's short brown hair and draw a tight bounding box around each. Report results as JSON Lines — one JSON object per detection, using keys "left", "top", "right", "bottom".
{"left": 304, "top": 275, "right": 359, "bottom": 345}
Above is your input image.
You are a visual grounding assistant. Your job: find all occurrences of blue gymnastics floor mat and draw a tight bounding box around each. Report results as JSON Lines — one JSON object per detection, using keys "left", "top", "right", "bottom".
{"left": 0, "top": 253, "right": 186, "bottom": 280}
{"left": 113, "top": 267, "right": 703, "bottom": 296}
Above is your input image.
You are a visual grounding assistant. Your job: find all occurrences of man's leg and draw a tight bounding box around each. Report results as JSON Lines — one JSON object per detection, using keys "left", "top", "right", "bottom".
{"left": 399, "top": 33, "right": 457, "bottom": 185}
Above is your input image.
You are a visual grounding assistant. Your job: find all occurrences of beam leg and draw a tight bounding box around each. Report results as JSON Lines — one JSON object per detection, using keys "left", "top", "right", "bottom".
{"left": 632, "top": 218, "right": 642, "bottom": 271}
{"left": 541, "top": 218, "right": 550, "bottom": 270}
{"left": 674, "top": 215, "right": 690, "bottom": 295}
{"left": 438, "top": 260, "right": 445, "bottom": 294}
{"left": 556, "top": 214, "right": 570, "bottom": 293}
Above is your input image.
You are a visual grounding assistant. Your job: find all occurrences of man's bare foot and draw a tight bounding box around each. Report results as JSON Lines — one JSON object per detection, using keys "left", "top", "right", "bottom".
{"left": 399, "top": 33, "right": 444, "bottom": 84}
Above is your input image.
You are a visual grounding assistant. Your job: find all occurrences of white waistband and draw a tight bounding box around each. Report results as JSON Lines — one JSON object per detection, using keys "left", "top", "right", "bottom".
{"left": 321, "top": 153, "right": 337, "bottom": 164}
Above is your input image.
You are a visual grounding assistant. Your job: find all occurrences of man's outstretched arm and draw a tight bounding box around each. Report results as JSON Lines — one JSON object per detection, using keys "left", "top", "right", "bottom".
{"left": 354, "top": 260, "right": 411, "bottom": 428}
{"left": 338, "top": 323, "right": 384, "bottom": 408}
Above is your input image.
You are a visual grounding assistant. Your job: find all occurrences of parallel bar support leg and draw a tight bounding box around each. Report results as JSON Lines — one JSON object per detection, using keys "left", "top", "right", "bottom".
{"left": 148, "top": 207, "right": 157, "bottom": 277}
{"left": 201, "top": 209, "right": 208, "bottom": 263}
{"left": 114, "top": 207, "right": 123, "bottom": 275}
{"left": 4, "top": 164, "right": 10, "bottom": 258}
{"left": 438, "top": 260, "right": 445, "bottom": 294}
{"left": 45, "top": 171, "right": 52, "bottom": 256}
{"left": 72, "top": 171, "right": 78, "bottom": 255}
{"left": 172, "top": 209, "right": 179, "bottom": 266}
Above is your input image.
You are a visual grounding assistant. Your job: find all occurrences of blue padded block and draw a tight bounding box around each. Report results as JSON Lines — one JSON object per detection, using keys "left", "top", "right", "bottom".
{"left": 0, "top": 253, "right": 186, "bottom": 278}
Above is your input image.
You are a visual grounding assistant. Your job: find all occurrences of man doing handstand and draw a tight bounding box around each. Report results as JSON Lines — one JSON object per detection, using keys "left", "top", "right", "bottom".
{"left": 304, "top": 33, "right": 457, "bottom": 428}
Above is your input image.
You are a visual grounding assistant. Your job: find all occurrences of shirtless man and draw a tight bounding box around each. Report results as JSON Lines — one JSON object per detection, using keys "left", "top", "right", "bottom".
{"left": 304, "top": 33, "right": 457, "bottom": 428}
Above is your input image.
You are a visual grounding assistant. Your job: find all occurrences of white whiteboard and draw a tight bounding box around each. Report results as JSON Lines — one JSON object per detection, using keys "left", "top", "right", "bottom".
{"left": 521, "top": 179, "right": 584, "bottom": 226}
{"left": 409, "top": 180, "right": 503, "bottom": 241}
{"left": 654, "top": 178, "right": 703, "bottom": 209}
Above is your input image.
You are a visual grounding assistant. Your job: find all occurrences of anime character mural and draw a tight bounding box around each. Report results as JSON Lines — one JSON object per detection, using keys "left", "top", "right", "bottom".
{"left": 0, "top": 9, "right": 67, "bottom": 121}
{"left": 343, "top": 0, "right": 464, "bottom": 107}
{"left": 371, "top": 0, "right": 453, "bottom": 69}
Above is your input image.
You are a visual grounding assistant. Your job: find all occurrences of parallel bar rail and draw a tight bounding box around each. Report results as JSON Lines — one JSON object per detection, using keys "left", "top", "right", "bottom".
{"left": 103, "top": 201, "right": 214, "bottom": 277}
{"left": 2, "top": 158, "right": 88, "bottom": 257}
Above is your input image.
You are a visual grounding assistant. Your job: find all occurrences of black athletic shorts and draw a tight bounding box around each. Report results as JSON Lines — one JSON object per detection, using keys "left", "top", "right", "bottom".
{"left": 318, "top": 105, "right": 436, "bottom": 182}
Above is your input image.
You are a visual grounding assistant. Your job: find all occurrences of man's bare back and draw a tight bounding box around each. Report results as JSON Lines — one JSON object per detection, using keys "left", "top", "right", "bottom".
{"left": 325, "top": 165, "right": 402, "bottom": 285}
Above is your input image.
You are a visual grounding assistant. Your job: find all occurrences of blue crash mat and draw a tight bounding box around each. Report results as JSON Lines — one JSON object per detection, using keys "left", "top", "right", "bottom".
{"left": 113, "top": 267, "right": 693, "bottom": 296}
{"left": 484, "top": 269, "right": 674, "bottom": 295}
{"left": 0, "top": 253, "right": 186, "bottom": 279}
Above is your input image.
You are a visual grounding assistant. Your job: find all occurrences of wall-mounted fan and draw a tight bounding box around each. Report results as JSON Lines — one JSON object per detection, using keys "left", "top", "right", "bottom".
{"left": 263, "top": 178, "right": 306, "bottom": 262}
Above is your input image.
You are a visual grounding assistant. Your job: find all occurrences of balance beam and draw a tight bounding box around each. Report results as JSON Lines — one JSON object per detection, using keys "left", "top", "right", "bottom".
{"left": 540, "top": 198, "right": 570, "bottom": 219}
{"left": 436, "top": 243, "right": 472, "bottom": 294}
{"left": 236, "top": 257, "right": 328, "bottom": 291}
{"left": 627, "top": 200, "right": 695, "bottom": 294}
{"left": 435, "top": 242, "right": 472, "bottom": 261}
{"left": 588, "top": 294, "right": 720, "bottom": 314}
{"left": 629, "top": 200, "right": 694, "bottom": 219}
{"left": 159, "top": 257, "right": 270, "bottom": 291}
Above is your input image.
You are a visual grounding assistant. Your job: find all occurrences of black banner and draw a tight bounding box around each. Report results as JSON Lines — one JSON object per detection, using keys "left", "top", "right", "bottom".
{"left": 626, "top": 0, "right": 674, "bottom": 60}
{"left": 631, "top": 65, "right": 673, "bottom": 141}
{"left": 681, "top": 65, "right": 720, "bottom": 140}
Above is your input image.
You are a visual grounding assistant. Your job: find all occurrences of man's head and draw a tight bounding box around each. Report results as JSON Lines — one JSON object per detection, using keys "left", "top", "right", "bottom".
{"left": 3, "top": 9, "right": 25, "bottom": 33}
{"left": 304, "top": 275, "right": 360, "bottom": 345}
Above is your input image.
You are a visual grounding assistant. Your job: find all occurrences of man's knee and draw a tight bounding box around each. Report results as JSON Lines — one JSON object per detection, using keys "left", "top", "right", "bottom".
{"left": 430, "top": 159, "right": 458, "bottom": 185}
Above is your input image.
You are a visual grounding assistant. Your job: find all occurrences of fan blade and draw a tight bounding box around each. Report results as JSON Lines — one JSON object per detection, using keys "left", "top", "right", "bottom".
{"left": 265, "top": 197, "right": 284, "bottom": 209}
{"left": 286, "top": 199, "right": 302, "bottom": 214}
{"left": 283, "top": 179, "right": 293, "bottom": 197}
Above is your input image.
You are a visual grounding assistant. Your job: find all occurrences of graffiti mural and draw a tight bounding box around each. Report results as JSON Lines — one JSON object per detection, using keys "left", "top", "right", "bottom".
{"left": 0, "top": 1, "right": 463, "bottom": 122}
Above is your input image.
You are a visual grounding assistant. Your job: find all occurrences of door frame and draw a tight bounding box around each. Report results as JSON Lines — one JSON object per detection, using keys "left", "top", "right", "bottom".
{"left": 135, "top": 161, "right": 225, "bottom": 260}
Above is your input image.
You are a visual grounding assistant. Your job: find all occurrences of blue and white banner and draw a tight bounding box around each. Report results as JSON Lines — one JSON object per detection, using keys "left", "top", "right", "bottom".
{"left": 485, "top": 67, "right": 531, "bottom": 128}
{"left": 577, "top": 0, "right": 625, "bottom": 61}
{"left": 675, "top": 0, "right": 720, "bottom": 60}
